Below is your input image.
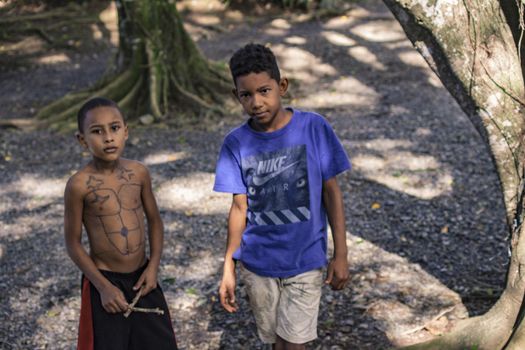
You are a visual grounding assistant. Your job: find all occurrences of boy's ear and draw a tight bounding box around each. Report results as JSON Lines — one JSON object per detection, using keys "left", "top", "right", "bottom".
{"left": 124, "top": 124, "right": 129, "bottom": 140}
{"left": 279, "top": 77, "right": 289, "bottom": 96}
{"left": 75, "top": 132, "right": 87, "bottom": 148}
{"left": 231, "top": 88, "right": 239, "bottom": 101}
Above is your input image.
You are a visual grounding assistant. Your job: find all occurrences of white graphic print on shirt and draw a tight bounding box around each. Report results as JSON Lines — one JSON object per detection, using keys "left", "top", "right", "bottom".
{"left": 242, "top": 145, "right": 310, "bottom": 226}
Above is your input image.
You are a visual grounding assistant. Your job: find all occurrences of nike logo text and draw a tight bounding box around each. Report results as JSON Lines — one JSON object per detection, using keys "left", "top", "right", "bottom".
{"left": 252, "top": 160, "right": 299, "bottom": 186}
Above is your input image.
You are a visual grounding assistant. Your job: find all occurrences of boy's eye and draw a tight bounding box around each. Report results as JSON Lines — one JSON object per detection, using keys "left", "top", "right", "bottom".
{"left": 261, "top": 88, "right": 270, "bottom": 94}
{"left": 111, "top": 125, "right": 121, "bottom": 131}
{"left": 91, "top": 129, "right": 102, "bottom": 134}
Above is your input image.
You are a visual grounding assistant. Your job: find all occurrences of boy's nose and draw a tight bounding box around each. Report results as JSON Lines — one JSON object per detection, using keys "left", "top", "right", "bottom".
{"left": 252, "top": 95, "right": 263, "bottom": 108}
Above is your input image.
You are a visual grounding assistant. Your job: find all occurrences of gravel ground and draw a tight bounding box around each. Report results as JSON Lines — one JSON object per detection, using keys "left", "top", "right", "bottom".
{"left": 0, "top": 1, "right": 510, "bottom": 349}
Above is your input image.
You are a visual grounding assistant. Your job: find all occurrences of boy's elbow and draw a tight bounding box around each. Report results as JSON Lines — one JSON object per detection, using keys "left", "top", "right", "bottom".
{"left": 64, "top": 234, "right": 82, "bottom": 256}
{"left": 231, "top": 194, "right": 248, "bottom": 212}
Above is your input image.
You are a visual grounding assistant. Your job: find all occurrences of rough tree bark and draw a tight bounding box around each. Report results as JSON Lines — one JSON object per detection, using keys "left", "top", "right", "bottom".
{"left": 36, "top": 0, "right": 230, "bottom": 130}
{"left": 381, "top": 0, "right": 525, "bottom": 349}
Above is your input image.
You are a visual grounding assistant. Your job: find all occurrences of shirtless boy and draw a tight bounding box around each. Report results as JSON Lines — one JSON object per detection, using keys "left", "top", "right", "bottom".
{"left": 64, "top": 97, "right": 178, "bottom": 350}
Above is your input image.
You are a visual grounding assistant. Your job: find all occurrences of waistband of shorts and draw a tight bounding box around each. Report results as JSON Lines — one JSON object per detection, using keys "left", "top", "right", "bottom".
{"left": 97, "top": 259, "right": 149, "bottom": 280}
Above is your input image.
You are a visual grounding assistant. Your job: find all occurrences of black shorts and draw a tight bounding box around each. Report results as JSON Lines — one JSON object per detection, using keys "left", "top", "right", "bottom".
{"left": 77, "top": 263, "right": 178, "bottom": 350}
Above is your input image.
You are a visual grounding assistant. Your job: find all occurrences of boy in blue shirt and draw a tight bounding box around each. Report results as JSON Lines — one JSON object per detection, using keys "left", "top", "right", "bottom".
{"left": 214, "top": 43, "right": 350, "bottom": 349}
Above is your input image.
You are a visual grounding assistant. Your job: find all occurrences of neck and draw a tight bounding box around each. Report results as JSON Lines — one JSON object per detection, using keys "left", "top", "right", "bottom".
{"left": 91, "top": 158, "right": 120, "bottom": 174}
{"left": 251, "top": 108, "right": 292, "bottom": 132}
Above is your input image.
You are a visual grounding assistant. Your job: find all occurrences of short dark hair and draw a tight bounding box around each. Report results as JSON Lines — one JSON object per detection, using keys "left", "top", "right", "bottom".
{"left": 77, "top": 97, "right": 123, "bottom": 133}
{"left": 229, "top": 43, "right": 281, "bottom": 85}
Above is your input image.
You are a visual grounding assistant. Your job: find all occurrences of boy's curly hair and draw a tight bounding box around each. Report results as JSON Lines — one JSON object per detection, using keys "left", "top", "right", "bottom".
{"left": 229, "top": 43, "right": 281, "bottom": 85}
{"left": 77, "top": 97, "right": 123, "bottom": 133}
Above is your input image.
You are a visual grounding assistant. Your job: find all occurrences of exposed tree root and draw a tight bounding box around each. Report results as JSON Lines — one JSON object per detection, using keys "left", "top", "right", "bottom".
{"left": 0, "top": 1, "right": 107, "bottom": 57}
{"left": 33, "top": 0, "right": 231, "bottom": 131}
{"left": 0, "top": 3, "right": 83, "bottom": 24}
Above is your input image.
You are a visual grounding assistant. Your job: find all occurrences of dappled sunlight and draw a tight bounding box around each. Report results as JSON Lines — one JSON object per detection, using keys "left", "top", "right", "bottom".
{"left": 332, "top": 233, "right": 467, "bottom": 346}
{"left": 187, "top": 13, "right": 221, "bottom": 26}
{"left": 156, "top": 172, "right": 230, "bottom": 215}
{"left": 352, "top": 21, "right": 406, "bottom": 43}
{"left": 264, "top": 27, "right": 288, "bottom": 36}
{"left": 142, "top": 151, "right": 188, "bottom": 166}
{"left": 98, "top": 2, "right": 118, "bottom": 45}
{"left": 177, "top": 0, "right": 226, "bottom": 13}
{"left": 272, "top": 45, "right": 337, "bottom": 84}
{"left": 0, "top": 215, "right": 61, "bottom": 239}
{"left": 225, "top": 10, "right": 243, "bottom": 21}
{"left": 0, "top": 174, "right": 65, "bottom": 199}
{"left": 397, "top": 50, "right": 430, "bottom": 69}
{"left": 0, "top": 175, "right": 63, "bottom": 239}
{"left": 294, "top": 76, "right": 379, "bottom": 109}
{"left": 90, "top": 23, "right": 104, "bottom": 41}
{"left": 271, "top": 18, "right": 291, "bottom": 30}
{"left": 37, "top": 53, "right": 71, "bottom": 64}
{"left": 347, "top": 138, "right": 453, "bottom": 200}
{"left": 427, "top": 73, "right": 444, "bottom": 88}
{"left": 348, "top": 45, "right": 386, "bottom": 70}
{"left": 284, "top": 35, "right": 307, "bottom": 45}
{"left": 321, "top": 30, "right": 356, "bottom": 46}
{"left": 324, "top": 14, "right": 356, "bottom": 29}
{"left": 0, "top": 36, "right": 44, "bottom": 56}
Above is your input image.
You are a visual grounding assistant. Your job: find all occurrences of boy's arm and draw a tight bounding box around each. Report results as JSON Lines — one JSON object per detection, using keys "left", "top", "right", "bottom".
{"left": 219, "top": 193, "right": 247, "bottom": 313}
{"left": 133, "top": 165, "right": 163, "bottom": 295}
{"left": 64, "top": 178, "right": 129, "bottom": 313}
{"left": 322, "top": 176, "right": 349, "bottom": 290}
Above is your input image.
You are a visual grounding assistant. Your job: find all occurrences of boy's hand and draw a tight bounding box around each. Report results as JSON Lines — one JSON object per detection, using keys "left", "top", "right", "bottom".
{"left": 325, "top": 256, "right": 349, "bottom": 290}
{"left": 100, "top": 283, "right": 129, "bottom": 314}
{"left": 219, "top": 269, "right": 238, "bottom": 313}
{"left": 133, "top": 265, "right": 158, "bottom": 296}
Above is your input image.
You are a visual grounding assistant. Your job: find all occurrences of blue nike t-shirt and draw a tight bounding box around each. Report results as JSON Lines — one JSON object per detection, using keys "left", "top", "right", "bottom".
{"left": 213, "top": 109, "right": 351, "bottom": 277}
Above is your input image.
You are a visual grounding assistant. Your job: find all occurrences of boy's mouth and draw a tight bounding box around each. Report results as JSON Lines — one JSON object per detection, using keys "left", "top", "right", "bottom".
{"left": 253, "top": 111, "right": 267, "bottom": 118}
{"left": 104, "top": 147, "right": 118, "bottom": 153}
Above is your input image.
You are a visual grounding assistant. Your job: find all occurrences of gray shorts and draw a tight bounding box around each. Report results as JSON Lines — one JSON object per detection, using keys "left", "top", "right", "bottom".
{"left": 240, "top": 263, "right": 323, "bottom": 344}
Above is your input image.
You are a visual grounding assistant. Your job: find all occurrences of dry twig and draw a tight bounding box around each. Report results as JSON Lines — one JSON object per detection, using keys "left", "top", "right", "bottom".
{"left": 129, "top": 306, "right": 164, "bottom": 315}
{"left": 124, "top": 286, "right": 143, "bottom": 318}
{"left": 123, "top": 286, "right": 165, "bottom": 317}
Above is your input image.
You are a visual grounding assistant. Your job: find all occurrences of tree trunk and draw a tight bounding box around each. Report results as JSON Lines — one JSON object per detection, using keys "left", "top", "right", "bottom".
{"left": 36, "top": 0, "right": 230, "bottom": 130}
{"left": 381, "top": 0, "right": 525, "bottom": 348}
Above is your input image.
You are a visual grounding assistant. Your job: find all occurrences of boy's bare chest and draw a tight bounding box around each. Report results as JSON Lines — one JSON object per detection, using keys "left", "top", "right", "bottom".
{"left": 82, "top": 172, "right": 142, "bottom": 216}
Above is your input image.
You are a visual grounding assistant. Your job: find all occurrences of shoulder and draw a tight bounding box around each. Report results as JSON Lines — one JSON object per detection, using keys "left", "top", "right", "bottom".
{"left": 65, "top": 168, "right": 90, "bottom": 198}
{"left": 292, "top": 109, "right": 334, "bottom": 137}
{"left": 292, "top": 109, "right": 328, "bottom": 127}
{"left": 224, "top": 123, "right": 246, "bottom": 140}
{"left": 221, "top": 124, "right": 247, "bottom": 150}
{"left": 119, "top": 158, "right": 151, "bottom": 179}
{"left": 120, "top": 158, "right": 148, "bottom": 172}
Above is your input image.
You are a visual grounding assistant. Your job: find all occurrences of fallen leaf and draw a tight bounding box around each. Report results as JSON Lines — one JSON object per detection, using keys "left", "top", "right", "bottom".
{"left": 46, "top": 310, "right": 60, "bottom": 317}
